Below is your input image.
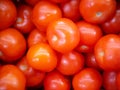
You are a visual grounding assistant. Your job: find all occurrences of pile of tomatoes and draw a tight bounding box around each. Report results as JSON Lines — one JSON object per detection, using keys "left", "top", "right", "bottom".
{"left": 0, "top": 0, "right": 120, "bottom": 90}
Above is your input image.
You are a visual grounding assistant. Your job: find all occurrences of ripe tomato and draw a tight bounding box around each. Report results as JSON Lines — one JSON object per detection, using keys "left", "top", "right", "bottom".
{"left": 25, "top": 0, "right": 40, "bottom": 6}
{"left": 85, "top": 52, "right": 101, "bottom": 70}
{"left": 17, "top": 56, "right": 45, "bottom": 87}
{"left": 72, "top": 68, "right": 102, "bottom": 90}
{"left": 60, "top": 0, "right": 81, "bottom": 22}
{"left": 57, "top": 51, "right": 84, "bottom": 75}
{"left": 0, "top": 65, "right": 26, "bottom": 90}
{"left": 27, "top": 29, "right": 47, "bottom": 48}
{"left": 47, "top": 0, "right": 69, "bottom": 3}
{"left": 0, "top": 0, "right": 17, "bottom": 30}
{"left": 0, "top": 28, "right": 26, "bottom": 63}
{"left": 47, "top": 18, "right": 80, "bottom": 53}
{"left": 32, "top": 1, "right": 62, "bottom": 31}
{"left": 43, "top": 70, "right": 71, "bottom": 90}
{"left": 14, "top": 4, "right": 34, "bottom": 34}
{"left": 79, "top": 0, "right": 116, "bottom": 24}
{"left": 101, "top": 2, "right": 120, "bottom": 34}
{"left": 94, "top": 34, "right": 120, "bottom": 71}
{"left": 103, "top": 71, "right": 117, "bottom": 90}
{"left": 76, "top": 21, "right": 102, "bottom": 53}
{"left": 26, "top": 43, "right": 58, "bottom": 72}
{"left": 117, "top": 72, "right": 120, "bottom": 90}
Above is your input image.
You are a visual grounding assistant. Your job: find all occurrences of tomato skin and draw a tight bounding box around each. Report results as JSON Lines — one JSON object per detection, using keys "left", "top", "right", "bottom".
{"left": 94, "top": 34, "right": 120, "bottom": 71}
{"left": 72, "top": 68, "right": 102, "bottom": 90}
{"left": 27, "top": 29, "right": 47, "bottom": 48}
{"left": 57, "top": 51, "right": 84, "bottom": 75}
{"left": 47, "top": 18, "right": 80, "bottom": 53}
{"left": 14, "top": 5, "right": 34, "bottom": 34}
{"left": 0, "top": 28, "right": 26, "bottom": 63}
{"left": 25, "top": 0, "right": 40, "bottom": 6}
{"left": 60, "top": 0, "right": 81, "bottom": 22}
{"left": 117, "top": 72, "right": 120, "bottom": 90}
{"left": 43, "top": 70, "right": 71, "bottom": 90}
{"left": 32, "top": 1, "right": 62, "bottom": 31}
{"left": 76, "top": 21, "right": 102, "bottom": 53}
{"left": 0, "top": 0, "right": 17, "bottom": 30}
{"left": 101, "top": 2, "right": 120, "bottom": 34}
{"left": 47, "top": 0, "right": 69, "bottom": 3}
{"left": 103, "top": 71, "right": 117, "bottom": 90}
{"left": 17, "top": 56, "right": 45, "bottom": 87}
{"left": 26, "top": 43, "right": 58, "bottom": 72}
{"left": 0, "top": 65, "right": 26, "bottom": 90}
{"left": 79, "top": 0, "right": 116, "bottom": 24}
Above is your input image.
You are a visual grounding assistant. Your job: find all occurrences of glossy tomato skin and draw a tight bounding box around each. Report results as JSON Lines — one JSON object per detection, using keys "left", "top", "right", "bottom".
{"left": 43, "top": 70, "right": 71, "bottom": 90}
{"left": 47, "top": 18, "right": 80, "bottom": 53}
{"left": 79, "top": 0, "right": 116, "bottom": 24}
{"left": 17, "top": 56, "right": 45, "bottom": 87}
{"left": 76, "top": 21, "right": 102, "bottom": 53}
{"left": 27, "top": 29, "right": 47, "bottom": 48}
{"left": 57, "top": 51, "right": 84, "bottom": 75}
{"left": 103, "top": 71, "right": 117, "bottom": 90}
{"left": 117, "top": 72, "right": 120, "bottom": 90}
{"left": 0, "top": 65, "right": 26, "bottom": 90}
{"left": 101, "top": 2, "right": 120, "bottom": 34}
{"left": 85, "top": 52, "right": 101, "bottom": 70}
{"left": 0, "top": 0, "right": 17, "bottom": 30}
{"left": 60, "top": 0, "right": 81, "bottom": 22}
{"left": 26, "top": 43, "right": 58, "bottom": 72}
{"left": 14, "top": 4, "right": 34, "bottom": 34}
{"left": 32, "top": 1, "right": 62, "bottom": 31}
{"left": 72, "top": 68, "right": 102, "bottom": 90}
{"left": 0, "top": 28, "right": 26, "bottom": 63}
{"left": 94, "top": 34, "right": 120, "bottom": 71}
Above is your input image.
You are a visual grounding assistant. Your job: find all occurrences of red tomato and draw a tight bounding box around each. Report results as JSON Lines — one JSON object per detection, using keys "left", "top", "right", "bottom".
{"left": 47, "top": 18, "right": 80, "bottom": 53}
{"left": 72, "top": 68, "right": 102, "bottom": 90}
{"left": 0, "top": 65, "right": 26, "bottom": 90}
{"left": 85, "top": 52, "right": 101, "bottom": 70}
{"left": 94, "top": 34, "right": 120, "bottom": 71}
{"left": 32, "top": 1, "right": 62, "bottom": 31}
{"left": 103, "top": 71, "right": 117, "bottom": 90}
{"left": 25, "top": 0, "right": 40, "bottom": 6}
{"left": 27, "top": 29, "right": 47, "bottom": 48}
{"left": 26, "top": 43, "right": 58, "bottom": 72}
{"left": 76, "top": 21, "right": 102, "bottom": 53}
{"left": 14, "top": 4, "right": 34, "bottom": 34}
{"left": 117, "top": 72, "right": 120, "bottom": 90}
{"left": 17, "top": 56, "right": 45, "bottom": 87}
{"left": 0, "top": 28, "right": 26, "bottom": 63}
{"left": 79, "top": 0, "right": 116, "bottom": 24}
{"left": 0, "top": 0, "right": 17, "bottom": 30}
{"left": 47, "top": 0, "right": 69, "bottom": 3}
{"left": 60, "top": 0, "right": 81, "bottom": 22}
{"left": 57, "top": 51, "right": 84, "bottom": 75}
{"left": 101, "top": 2, "right": 120, "bottom": 34}
{"left": 43, "top": 70, "right": 71, "bottom": 90}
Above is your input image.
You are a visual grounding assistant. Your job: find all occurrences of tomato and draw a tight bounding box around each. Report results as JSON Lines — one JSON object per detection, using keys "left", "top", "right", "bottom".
{"left": 117, "top": 72, "right": 120, "bottom": 90}
{"left": 0, "top": 28, "right": 26, "bottom": 63}
{"left": 94, "top": 34, "right": 120, "bottom": 71}
{"left": 14, "top": 4, "right": 34, "bottom": 34}
{"left": 101, "top": 2, "right": 120, "bottom": 34}
{"left": 85, "top": 52, "right": 101, "bottom": 70}
{"left": 25, "top": 0, "right": 40, "bottom": 6}
{"left": 43, "top": 70, "right": 71, "bottom": 90}
{"left": 72, "top": 68, "right": 102, "bottom": 90}
{"left": 32, "top": 1, "right": 62, "bottom": 31}
{"left": 79, "top": 0, "right": 116, "bottom": 24}
{"left": 60, "top": 0, "right": 81, "bottom": 22}
{"left": 17, "top": 56, "right": 45, "bottom": 87}
{"left": 47, "top": 0, "right": 69, "bottom": 3}
{"left": 0, "top": 0, "right": 17, "bottom": 30}
{"left": 103, "top": 71, "right": 117, "bottom": 90}
{"left": 47, "top": 18, "right": 80, "bottom": 53}
{"left": 26, "top": 43, "right": 58, "bottom": 72}
{"left": 0, "top": 65, "right": 26, "bottom": 90}
{"left": 27, "top": 29, "right": 47, "bottom": 48}
{"left": 57, "top": 51, "right": 84, "bottom": 75}
{"left": 76, "top": 21, "right": 102, "bottom": 53}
